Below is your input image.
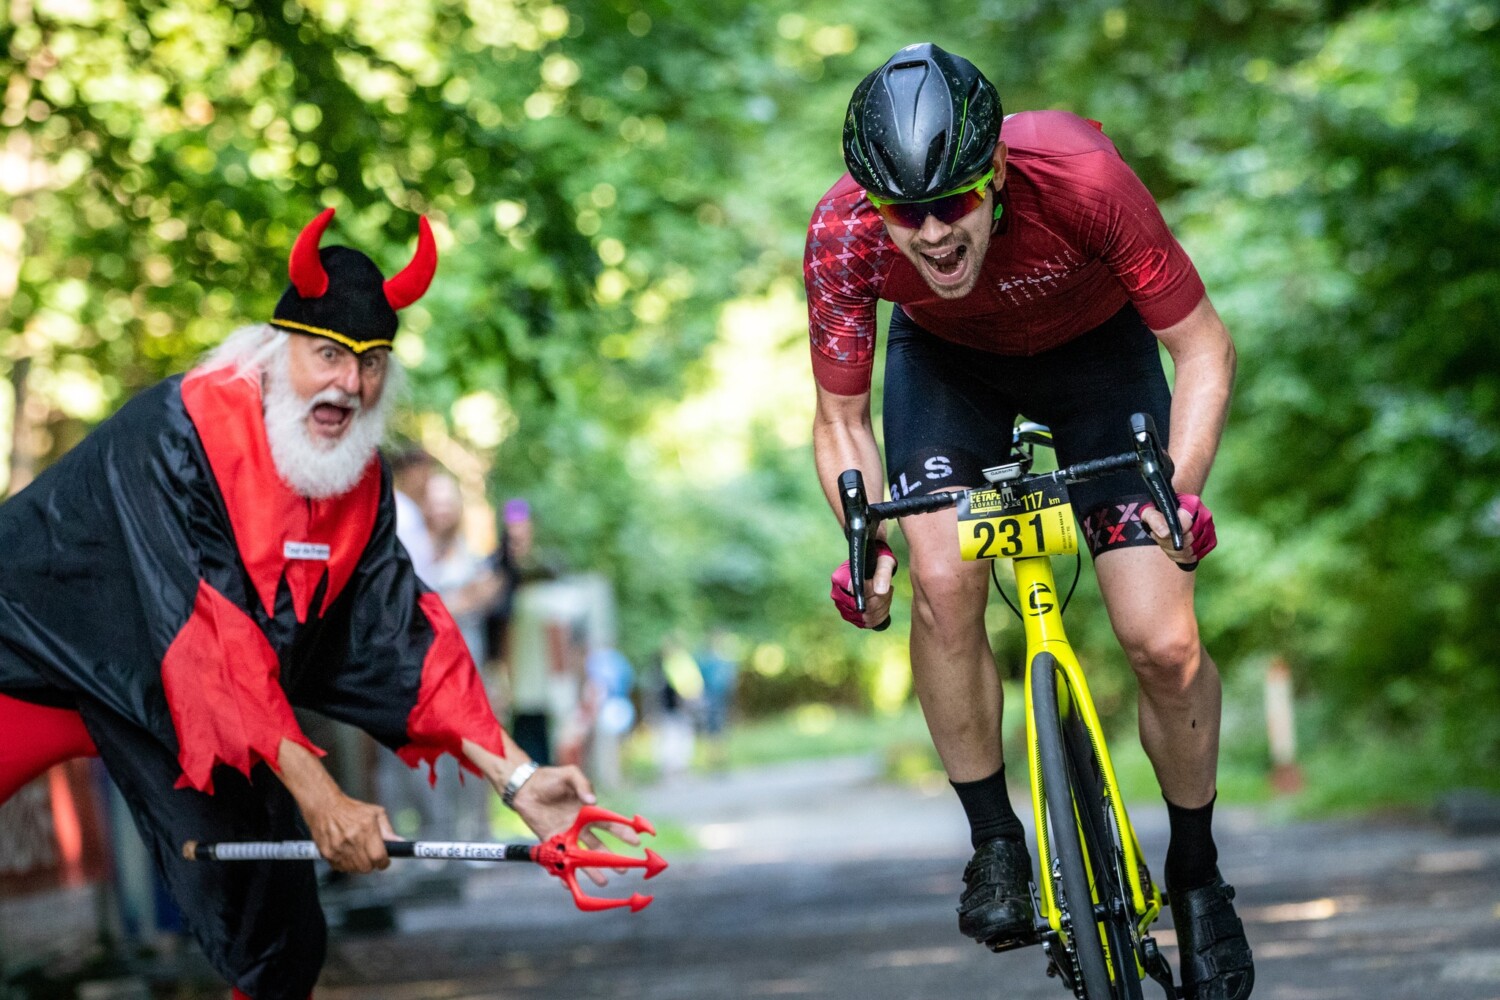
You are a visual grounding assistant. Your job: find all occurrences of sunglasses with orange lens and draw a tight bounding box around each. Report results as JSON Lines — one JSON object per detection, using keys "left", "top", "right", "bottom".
{"left": 867, "top": 168, "right": 996, "bottom": 229}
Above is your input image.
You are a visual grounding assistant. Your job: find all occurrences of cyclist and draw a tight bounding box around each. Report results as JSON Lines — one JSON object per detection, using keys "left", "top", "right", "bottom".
{"left": 810, "top": 44, "right": 1252, "bottom": 999}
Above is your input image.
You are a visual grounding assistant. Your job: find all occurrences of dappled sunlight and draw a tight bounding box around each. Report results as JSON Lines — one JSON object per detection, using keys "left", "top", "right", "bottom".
{"left": 868, "top": 945, "right": 968, "bottom": 968}
{"left": 1413, "top": 849, "right": 1489, "bottom": 874}
{"left": 319, "top": 981, "right": 472, "bottom": 1000}
{"left": 746, "top": 979, "right": 821, "bottom": 996}
{"left": 696, "top": 822, "right": 744, "bottom": 850}
{"left": 1252, "top": 938, "right": 1325, "bottom": 960}
{"left": 792, "top": 702, "right": 836, "bottom": 735}
{"left": 1244, "top": 897, "right": 1347, "bottom": 923}
{"left": 647, "top": 280, "right": 810, "bottom": 482}
{"left": 870, "top": 641, "right": 913, "bottom": 715}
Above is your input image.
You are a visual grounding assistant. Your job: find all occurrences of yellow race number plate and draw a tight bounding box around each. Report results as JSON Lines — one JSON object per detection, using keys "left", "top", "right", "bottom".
{"left": 956, "top": 480, "right": 1077, "bottom": 561}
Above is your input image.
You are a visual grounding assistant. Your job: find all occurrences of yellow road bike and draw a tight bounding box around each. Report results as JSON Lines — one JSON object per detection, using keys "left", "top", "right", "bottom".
{"left": 839, "top": 413, "right": 1185, "bottom": 1000}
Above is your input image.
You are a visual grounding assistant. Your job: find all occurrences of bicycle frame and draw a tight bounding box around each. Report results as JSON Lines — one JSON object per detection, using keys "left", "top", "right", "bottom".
{"left": 1016, "top": 553, "right": 1163, "bottom": 940}
{"left": 837, "top": 412, "right": 1187, "bottom": 996}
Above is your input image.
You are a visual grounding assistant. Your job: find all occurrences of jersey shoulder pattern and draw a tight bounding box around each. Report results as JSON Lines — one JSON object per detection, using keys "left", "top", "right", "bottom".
{"left": 804, "top": 174, "right": 900, "bottom": 396}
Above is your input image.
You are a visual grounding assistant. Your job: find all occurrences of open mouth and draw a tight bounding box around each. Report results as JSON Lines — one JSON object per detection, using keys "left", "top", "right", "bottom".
{"left": 917, "top": 244, "right": 970, "bottom": 286}
{"left": 309, "top": 402, "right": 354, "bottom": 438}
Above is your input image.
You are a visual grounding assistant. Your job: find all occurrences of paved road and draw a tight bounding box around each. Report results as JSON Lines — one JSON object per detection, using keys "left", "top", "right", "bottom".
{"left": 309, "top": 758, "right": 1500, "bottom": 1000}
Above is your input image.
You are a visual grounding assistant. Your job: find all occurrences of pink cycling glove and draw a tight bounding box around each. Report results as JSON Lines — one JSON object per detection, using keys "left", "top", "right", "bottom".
{"left": 1176, "top": 494, "right": 1217, "bottom": 561}
{"left": 830, "top": 541, "right": 897, "bottom": 628}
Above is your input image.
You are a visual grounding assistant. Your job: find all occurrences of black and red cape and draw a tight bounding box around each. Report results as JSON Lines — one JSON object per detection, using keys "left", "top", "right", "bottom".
{"left": 0, "top": 362, "right": 505, "bottom": 1000}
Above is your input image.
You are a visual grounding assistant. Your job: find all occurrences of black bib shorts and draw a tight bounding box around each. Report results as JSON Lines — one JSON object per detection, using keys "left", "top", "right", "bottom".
{"left": 882, "top": 303, "right": 1171, "bottom": 556}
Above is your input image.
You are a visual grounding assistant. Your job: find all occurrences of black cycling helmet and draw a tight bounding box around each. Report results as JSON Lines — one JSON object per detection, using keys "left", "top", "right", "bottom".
{"left": 842, "top": 43, "right": 1002, "bottom": 201}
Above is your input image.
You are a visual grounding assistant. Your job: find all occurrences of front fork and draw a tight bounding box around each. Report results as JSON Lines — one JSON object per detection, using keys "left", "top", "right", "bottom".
{"left": 1011, "top": 557, "right": 1179, "bottom": 997}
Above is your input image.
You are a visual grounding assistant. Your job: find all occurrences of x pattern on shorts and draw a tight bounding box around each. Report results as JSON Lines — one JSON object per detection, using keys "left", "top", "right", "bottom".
{"left": 1081, "top": 497, "right": 1158, "bottom": 554}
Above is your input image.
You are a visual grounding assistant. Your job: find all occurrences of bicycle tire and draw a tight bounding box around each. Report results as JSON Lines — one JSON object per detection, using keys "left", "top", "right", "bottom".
{"left": 1064, "top": 710, "right": 1145, "bottom": 1000}
{"left": 1032, "top": 652, "right": 1113, "bottom": 999}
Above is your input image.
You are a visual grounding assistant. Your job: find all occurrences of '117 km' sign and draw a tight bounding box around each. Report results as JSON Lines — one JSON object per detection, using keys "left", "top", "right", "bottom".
{"left": 956, "top": 480, "right": 1077, "bottom": 562}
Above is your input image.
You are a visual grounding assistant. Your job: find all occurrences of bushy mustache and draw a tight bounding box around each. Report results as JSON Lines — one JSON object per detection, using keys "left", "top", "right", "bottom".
{"left": 303, "top": 386, "right": 362, "bottom": 413}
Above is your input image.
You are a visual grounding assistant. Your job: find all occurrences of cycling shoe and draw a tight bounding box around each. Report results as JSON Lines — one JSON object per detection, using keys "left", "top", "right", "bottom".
{"left": 1170, "top": 874, "right": 1255, "bottom": 1000}
{"left": 958, "top": 836, "right": 1035, "bottom": 946}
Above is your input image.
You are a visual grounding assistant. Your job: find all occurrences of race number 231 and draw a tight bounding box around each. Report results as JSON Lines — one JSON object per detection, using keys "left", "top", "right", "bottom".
{"left": 956, "top": 485, "right": 1077, "bottom": 561}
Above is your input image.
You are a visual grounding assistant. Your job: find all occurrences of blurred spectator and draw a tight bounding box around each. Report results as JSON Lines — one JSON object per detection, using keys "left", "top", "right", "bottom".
{"left": 505, "top": 570, "right": 615, "bottom": 771}
{"left": 498, "top": 499, "right": 540, "bottom": 589}
{"left": 551, "top": 573, "right": 615, "bottom": 770}
{"left": 484, "top": 499, "right": 542, "bottom": 682}
{"left": 552, "top": 613, "right": 595, "bottom": 769}
{"left": 504, "top": 580, "right": 569, "bottom": 766}
{"left": 390, "top": 447, "right": 435, "bottom": 584}
{"left": 418, "top": 472, "right": 502, "bottom": 841}
{"left": 695, "top": 629, "right": 741, "bottom": 770}
{"left": 380, "top": 448, "right": 450, "bottom": 843}
{"left": 586, "top": 643, "right": 635, "bottom": 788}
{"left": 424, "top": 472, "right": 501, "bottom": 657}
{"left": 654, "top": 638, "right": 703, "bottom": 777}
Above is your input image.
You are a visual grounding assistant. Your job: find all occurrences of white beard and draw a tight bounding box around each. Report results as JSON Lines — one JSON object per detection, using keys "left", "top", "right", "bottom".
{"left": 261, "top": 351, "right": 394, "bottom": 500}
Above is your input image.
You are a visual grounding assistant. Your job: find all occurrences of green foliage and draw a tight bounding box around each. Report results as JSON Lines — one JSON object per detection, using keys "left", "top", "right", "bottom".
{"left": 1181, "top": 1, "right": 1500, "bottom": 740}
{"left": 5, "top": 0, "right": 1499, "bottom": 788}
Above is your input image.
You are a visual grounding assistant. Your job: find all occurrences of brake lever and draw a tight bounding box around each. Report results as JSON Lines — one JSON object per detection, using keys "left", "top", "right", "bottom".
{"left": 837, "top": 470, "right": 892, "bottom": 630}
{"left": 1129, "top": 413, "right": 1197, "bottom": 573}
{"left": 838, "top": 470, "right": 870, "bottom": 613}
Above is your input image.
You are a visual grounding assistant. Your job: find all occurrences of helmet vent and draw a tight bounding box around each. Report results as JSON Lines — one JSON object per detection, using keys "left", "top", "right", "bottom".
{"left": 841, "top": 44, "right": 1002, "bottom": 202}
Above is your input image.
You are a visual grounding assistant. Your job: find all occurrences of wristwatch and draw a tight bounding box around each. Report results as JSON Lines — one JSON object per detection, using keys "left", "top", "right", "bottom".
{"left": 501, "top": 760, "right": 541, "bottom": 810}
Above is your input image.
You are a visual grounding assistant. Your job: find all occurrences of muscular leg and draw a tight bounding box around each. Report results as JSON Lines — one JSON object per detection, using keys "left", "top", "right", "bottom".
{"left": 901, "top": 499, "right": 1004, "bottom": 782}
{"left": 1095, "top": 548, "right": 1252, "bottom": 998}
{"left": 1095, "top": 545, "right": 1224, "bottom": 898}
{"left": 1094, "top": 546, "right": 1220, "bottom": 807}
{"left": 902, "top": 500, "right": 1034, "bottom": 945}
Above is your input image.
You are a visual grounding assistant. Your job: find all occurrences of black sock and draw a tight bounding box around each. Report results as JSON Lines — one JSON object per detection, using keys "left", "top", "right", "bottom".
{"left": 952, "top": 765, "right": 1025, "bottom": 849}
{"left": 1164, "top": 794, "right": 1220, "bottom": 892}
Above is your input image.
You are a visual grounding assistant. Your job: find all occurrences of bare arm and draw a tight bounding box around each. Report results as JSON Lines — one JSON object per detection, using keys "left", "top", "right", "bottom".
{"left": 813, "top": 384, "right": 897, "bottom": 623}
{"left": 1141, "top": 294, "right": 1237, "bottom": 557}
{"left": 813, "top": 384, "right": 885, "bottom": 525}
{"left": 442, "top": 567, "right": 501, "bottom": 617}
{"left": 275, "top": 738, "right": 396, "bottom": 873}
{"left": 1152, "top": 293, "right": 1236, "bottom": 495}
{"left": 275, "top": 731, "right": 634, "bottom": 884}
{"left": 461, "top": 735, "right": 640, "bottom": 886}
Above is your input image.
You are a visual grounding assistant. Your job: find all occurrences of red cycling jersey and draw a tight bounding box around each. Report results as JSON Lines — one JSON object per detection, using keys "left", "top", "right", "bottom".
{"left": 805, "top": 110, "right": 1206, "bottom": 396}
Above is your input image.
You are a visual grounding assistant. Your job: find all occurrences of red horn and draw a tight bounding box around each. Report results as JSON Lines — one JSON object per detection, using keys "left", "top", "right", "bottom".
{"left": 289, "top": 207, "right": 335, "bottom": 298}
{"left": 384, "top": 216, "right": 437, "bottom": 310}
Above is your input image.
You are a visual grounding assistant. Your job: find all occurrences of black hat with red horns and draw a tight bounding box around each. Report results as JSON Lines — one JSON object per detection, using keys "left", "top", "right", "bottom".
{"left": 270, "top": 207, "right": 437, "bottom": 354}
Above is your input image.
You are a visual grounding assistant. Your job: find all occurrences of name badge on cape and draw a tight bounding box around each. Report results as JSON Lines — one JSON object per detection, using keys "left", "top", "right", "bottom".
{"left": 283, "top": 541, "right": 332, "bottom": 561}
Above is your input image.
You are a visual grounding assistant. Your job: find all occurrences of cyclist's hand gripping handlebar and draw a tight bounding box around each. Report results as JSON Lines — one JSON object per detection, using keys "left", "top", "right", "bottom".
{"left": 1130, "top": 413, "right": 1197, "bottom": 573}
{"left": 837, "top": 469, "right": 893, "bottom": 631}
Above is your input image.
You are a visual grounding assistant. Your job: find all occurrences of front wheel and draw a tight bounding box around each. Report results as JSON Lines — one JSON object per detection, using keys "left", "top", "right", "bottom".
{"left": 1064, "top": 704, "right": 1145, "bottom": 1000}
{"left": 1032, "top": 652, "right": 1113, "bottom": 998}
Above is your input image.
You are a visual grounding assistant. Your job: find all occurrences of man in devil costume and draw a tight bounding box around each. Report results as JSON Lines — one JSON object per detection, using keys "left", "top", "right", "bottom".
{"left": 0, "top": 209, "right": 625, "bottom": 1000}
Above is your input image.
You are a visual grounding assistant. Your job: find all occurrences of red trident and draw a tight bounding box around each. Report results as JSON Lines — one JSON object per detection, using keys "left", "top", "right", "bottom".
{"left": 183, "top": 806, "right": 667, "bottom": 915}
{"left": 531, "top": 805, "right": 668, "bottom": 913}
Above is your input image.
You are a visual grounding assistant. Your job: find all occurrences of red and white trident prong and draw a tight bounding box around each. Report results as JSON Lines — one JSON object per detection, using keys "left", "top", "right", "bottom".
{"left": 183, "top": 805, "right": 667, "bottom": 914}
